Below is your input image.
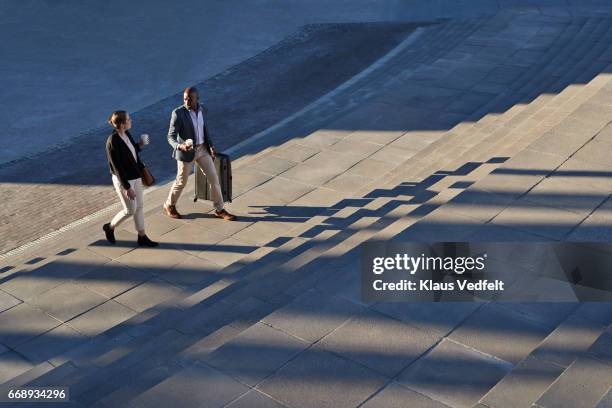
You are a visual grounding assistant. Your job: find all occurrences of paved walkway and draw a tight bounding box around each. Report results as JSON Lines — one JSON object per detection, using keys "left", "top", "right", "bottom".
{"left": 0, "top": 7, "right": 611, "bottom": 408}
{"left": 0, "top": 23, "right": 416, "bottom": 256}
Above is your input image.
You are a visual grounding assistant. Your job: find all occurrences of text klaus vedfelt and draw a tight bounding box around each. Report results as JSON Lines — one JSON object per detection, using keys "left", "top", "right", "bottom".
{"left": 371, "top": 253, "right": 505, "bottom": 292}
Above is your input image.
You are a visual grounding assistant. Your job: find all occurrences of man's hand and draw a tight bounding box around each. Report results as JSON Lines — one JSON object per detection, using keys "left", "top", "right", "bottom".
{"left": 125, "top": 187, "right": 136, "bottom": 200}
{"left": 210, "top": 146, "right": 217, "bottom": 160}
{"left": 179, "top": 143, "right": 193, "bottom": 152}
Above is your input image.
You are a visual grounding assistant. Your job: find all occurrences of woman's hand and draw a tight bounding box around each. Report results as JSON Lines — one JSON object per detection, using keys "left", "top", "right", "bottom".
{"left": 125, "top": 187, "right": 136, "bottom": 200}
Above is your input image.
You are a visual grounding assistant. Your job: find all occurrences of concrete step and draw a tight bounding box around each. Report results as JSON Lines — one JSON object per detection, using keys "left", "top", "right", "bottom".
{"left": 534, "top": 328, "right": 612, "bottom": 408}
{"left": 478, "top": 309, "right": 609, "bottom": 407}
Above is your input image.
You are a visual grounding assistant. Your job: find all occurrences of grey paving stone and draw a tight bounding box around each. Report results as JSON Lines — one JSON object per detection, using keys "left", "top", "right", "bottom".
{"left": 0, "top": 303, "right": 61, "bottom": 348}
{"left": 290, "top": 187, "right": 348, "bottom": 209}
{"left": 443, "top": 189, "right": 516, "bottom": 223}
{"left": 369, "top": 144, "right": 420, "bottom": 163}
{"left": 480, "top": 355, "right": 564, "bottom": 408}
{"left": 159, "top": 223, "right": 226, "bottom": 258}
{"left": 158, "top": 254, "right": 223, "bottom": 287}
{"left": 67, "top": 300, "right": 136, "bottom": 337}
{"left": 280, "top": 161, "right": 346, "bottom": 187}
{"left": 263, "top": 290, "right": 363, "bottom": 343}
{"left": 29, "top": 282, "right": 108, "bottom": 322}
{"left": 326, "top": 138, "right": 383, "bottom": 158}
{"left": 0, "top": 289, "right": 21, "bottom": 313}
{"left": 189, "top": 214, "right": 254, "bottom": 239}
{"left": 361, "top": 382, "right": 450, "bottom": 408}
{"left": 114, "top": 245, "right": 186, "bottom": 270}
{"left": 231, "top": 221, "right": 298, "bottom": 246}
{"left": 319, "top": 310, "right": 439, "bottom": 377}
{"left": 595, "top": 388, "right": 612, "bottom": 408}
{"left": 464, "top": 224, "right": 547, "bottom": 242}
{"left": 522, "top": 176, "right": 608, "bottom": 216}
{"left": 78, "top": 261, "right": 152, "bottom": 299}
{"left": 247, "top": 156, "right": 299, "bottom": 176}
{"left": 15, "top": 324, "right": 86, "bottom": 364}
{"left": 114, "top": 278, "right": 182, "bottom": 313}
{"left": 226, "top": 389, "right": 287, "bottom": 408}
{"left": 324, "top": 172, "right": 376, "bottom": 193}
{"left": 254, "top": 176, "right": 316, "bottom": 203}
{"left": 587, "top": 330, "right": 612, "bottom": 365}
{"left": 346, "top": 157, "right": 397, "bottom": 178}
{"left": 196, "top": 236, "right": 255, "bottom": 267}
{"left": 396, "top": 339, "right": 512, "bottom": 408}
{"left": 372, "top": 302, "right": 481, "bottom": 337}
{"left": 449, "top": 303, "right": 553, "bottom": 364}
{"left": 270, "top": 142, "right": 321, "bottom": 162}
{"left": 230, "top": 168, "right": 274, "bottom": 196}
{"left": 178, "top": 325, "right": 242, "bottom": 365}
{"left": 536, "top": 356, "right": 612, "bottom": 408}
{"left": 1, "top": 249, "right": 110, "bottom": 301}
{"left": 553, "top": 157, "right": 612, "bottom": 192}
{"left": 495, "top": 302, "right": 578, "bottom": 330}
{"left": 0, "top": 350, "right": 35, "bottom": 384}
{"left": 131, "top": 362, "right": 249, "bottom": 408}
{"left": 292, "top": 129, "right": 350, "bottom": 149}
{"left": 205, "top": 322, "right": 308, "bottom": 387}
{"left": 575, "top": 302, "right": 612, "bottom": 326}
{"left": 491, "top": 199, "right": 585, "bottom": 240}
{"left": 343, "top": 129, "right": 405, "bottom": 146}
{"left": 88, "top": 229, "right": 138, "bottom": 261}
{"left": 532, "top": 316, "right": 603, "bottom": 367}
{"left": 257, "top": 346, "right": 387, "bottom": 408}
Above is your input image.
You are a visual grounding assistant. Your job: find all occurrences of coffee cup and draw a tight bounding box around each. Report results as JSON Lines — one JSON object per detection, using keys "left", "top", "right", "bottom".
{"left": 140, "top": 134, "right": 150, "bottom": 145}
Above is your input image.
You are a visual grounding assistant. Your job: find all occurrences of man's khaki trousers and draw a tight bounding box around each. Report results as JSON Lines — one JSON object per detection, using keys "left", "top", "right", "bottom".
{"left": 165, "top": 145, "right": 224, "bottom": 211}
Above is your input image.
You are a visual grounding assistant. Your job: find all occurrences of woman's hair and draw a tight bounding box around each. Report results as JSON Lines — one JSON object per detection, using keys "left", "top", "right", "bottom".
{"left": 108, "top": 111, "right": 128, "bottom": 129}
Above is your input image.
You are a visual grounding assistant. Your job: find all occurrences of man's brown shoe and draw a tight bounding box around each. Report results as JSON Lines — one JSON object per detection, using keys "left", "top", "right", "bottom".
{"left": 214, "top": 209, "right": 236, "bottom": 221}
{"left": 163, "top": 203, "right": 181, "bottom": 219}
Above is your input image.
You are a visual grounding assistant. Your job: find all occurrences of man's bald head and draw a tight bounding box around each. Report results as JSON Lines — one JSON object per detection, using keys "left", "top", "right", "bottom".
{"left": 183, "top": 86, "right": 199, "bottom": 110}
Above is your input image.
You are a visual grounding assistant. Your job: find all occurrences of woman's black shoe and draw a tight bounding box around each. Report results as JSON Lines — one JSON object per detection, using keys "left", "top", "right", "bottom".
{"left": 137, "top": 234, "right": 158, "bottom": 247}
{"left": 103, "top": 223, "right": 116, "bottom": 244}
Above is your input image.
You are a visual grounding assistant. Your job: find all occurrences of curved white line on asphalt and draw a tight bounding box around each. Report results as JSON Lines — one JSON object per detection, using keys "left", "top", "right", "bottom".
{"left": 0, "top": 27, "right": 425, "bottom": 263}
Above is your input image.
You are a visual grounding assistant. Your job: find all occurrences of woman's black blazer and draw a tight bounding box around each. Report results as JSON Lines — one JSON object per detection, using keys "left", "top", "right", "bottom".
{"left": 106, "top": 130, "right": 143, "bottom": 190}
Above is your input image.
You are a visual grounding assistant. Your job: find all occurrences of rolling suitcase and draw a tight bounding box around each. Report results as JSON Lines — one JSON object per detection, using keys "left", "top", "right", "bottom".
{"left": 194, "top": 153, "right": 232, "bottom": 203}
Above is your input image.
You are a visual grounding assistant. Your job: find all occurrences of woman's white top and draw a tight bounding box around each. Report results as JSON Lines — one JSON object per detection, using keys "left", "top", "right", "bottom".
{"left": 119, "top": 132, "right": 137, "bottom": 161}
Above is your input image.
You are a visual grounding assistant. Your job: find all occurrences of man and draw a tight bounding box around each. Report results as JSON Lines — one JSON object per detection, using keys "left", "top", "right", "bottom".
{"left": 163, "top": 86, "right": 236, "bottom": 221}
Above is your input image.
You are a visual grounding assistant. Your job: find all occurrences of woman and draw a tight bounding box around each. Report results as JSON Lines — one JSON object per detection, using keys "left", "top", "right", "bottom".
{"left": 103, "top": 111, "right": 158, "bottom": 247}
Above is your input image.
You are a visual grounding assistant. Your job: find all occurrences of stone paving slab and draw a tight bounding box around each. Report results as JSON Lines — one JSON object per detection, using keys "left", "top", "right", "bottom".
{"left": 263, "top": 289, "right": 364, "bottom": 343}
{"left": 113, "top": 279, "right": 182, "bottom": 313}
{"left": 361, "top": 382, "right": 450, "bottom": 408}
{"left": 480, "top": 355, "right": 564, "bottom": 408}
{"left": 205, "top": 322, "right": 309, "bottom": 387}
{"left": 226, "top": 389, "right": 287, "bottom": 408}
{"left": 448, "top": 304, "right": 553, "bottom": 364}
{"left": 396, "top": 339, "right": 512, "bottom": 408}
{"left": 0, "top": 303, "right": 61, "bottom": 348}
{"left": 78, "top": 261, "right": 152, "bottom": 299}
{"left": 29, "top": 282, "right": 108, "bottom": 323}
{"left": 0, "top": 290, "right": 21, "bottom": 313}
{"left": 257, "top": 346, "right": 388, "bottom": 408}
{"left": 536, "top": 356, "right": 612, "bottom": 408}
{"left": 0, "top": 249, "right": 110, "bottom": 301}
{"left": 66, "top": 300, "right": 137, "bottom": 337}
{"left": 318, "top": 310, "right": 439, "bottom": 378}
{"left": 131, "top": 361, "right": 250, "bottom": 408}
{"left": 0, "top": 349, "right": 35, "bottom": 384}
{"left": 14, "top": 324, "right": 86, "bottom": 365}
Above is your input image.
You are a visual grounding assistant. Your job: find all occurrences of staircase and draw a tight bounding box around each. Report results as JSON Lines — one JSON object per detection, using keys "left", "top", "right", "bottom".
{"left": 1, "top": 8, "right": 612, "bottom": 408}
